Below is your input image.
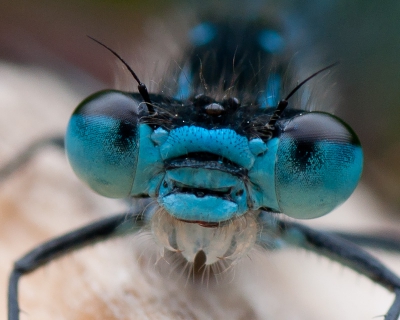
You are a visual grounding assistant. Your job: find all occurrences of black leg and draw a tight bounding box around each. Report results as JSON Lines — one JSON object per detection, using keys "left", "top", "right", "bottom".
{"left": 258, "top": 213, "right": 400, "bottom": 320}
{"left": 332, "top": 231, "right": 400, "bottom": 253}
{"left": 0, "top": 135, "right": 64, "bottom": 182}
{"left": 8, "top": 211, "right": 145, "bottom": 320}
{"left": 387, "top": 289, "right": 400, "bottom": 320}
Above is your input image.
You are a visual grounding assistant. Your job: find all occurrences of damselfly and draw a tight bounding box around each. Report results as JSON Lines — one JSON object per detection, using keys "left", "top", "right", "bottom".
{"left": 2, "top": 1, "right": 400, "bottom": 319}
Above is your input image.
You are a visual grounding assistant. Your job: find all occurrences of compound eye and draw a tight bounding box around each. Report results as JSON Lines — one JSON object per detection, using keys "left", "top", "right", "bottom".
{"left": 275, "top": 112, "right": 363, "bottom": 219}
{"left": 65, "top": 90, "right": 140, "bottom": 198}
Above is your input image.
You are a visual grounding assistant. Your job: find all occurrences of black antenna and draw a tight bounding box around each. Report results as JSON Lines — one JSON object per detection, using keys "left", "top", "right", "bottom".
{"left": 87, "top": 36, "right": 156, "bottom": 115}
{"left": 266, "top": 62, "right": 339, "bottom": 130}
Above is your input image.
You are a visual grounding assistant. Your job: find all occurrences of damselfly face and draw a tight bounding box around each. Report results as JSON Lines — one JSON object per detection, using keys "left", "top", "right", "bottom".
{"left": 65, "top": 19, "right": 362, "bottom": 266}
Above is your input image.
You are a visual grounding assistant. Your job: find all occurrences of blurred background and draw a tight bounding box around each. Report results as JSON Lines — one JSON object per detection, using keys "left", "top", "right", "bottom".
{"left": 1, "top": 0, "right": 400, "bottom": 319}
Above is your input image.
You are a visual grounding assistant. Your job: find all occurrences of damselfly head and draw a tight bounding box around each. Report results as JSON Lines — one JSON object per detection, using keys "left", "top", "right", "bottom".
{"left": 65, "top": 15, "right": 362, "bottom": 274}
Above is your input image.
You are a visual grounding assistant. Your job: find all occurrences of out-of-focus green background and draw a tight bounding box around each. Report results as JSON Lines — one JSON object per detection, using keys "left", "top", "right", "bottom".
{"left": 1, "top": 0, "right": 400, "bottom": 214}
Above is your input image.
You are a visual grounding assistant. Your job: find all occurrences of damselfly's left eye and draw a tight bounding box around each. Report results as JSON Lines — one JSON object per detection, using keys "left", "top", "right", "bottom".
{"left": 275, "top": 112, "right": 363, "bottom": 219}
{"left": 65, "top": 90, "right": 140, "bottom": 198}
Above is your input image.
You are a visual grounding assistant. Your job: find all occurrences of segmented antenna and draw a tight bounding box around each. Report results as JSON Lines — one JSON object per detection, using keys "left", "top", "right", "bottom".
{"left": 87, "top": 36, "right": 156, "bottom": 115}
{"left": 266, "top": 62, "right": 339, "bottom": 130}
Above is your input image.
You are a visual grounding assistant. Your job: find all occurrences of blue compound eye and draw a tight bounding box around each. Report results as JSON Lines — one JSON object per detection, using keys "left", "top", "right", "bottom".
{"left": 275, "top": 112, "right": 363, "bottom": 219}
{"left": 65, "top": 90, "right": 140, "bottom": 198}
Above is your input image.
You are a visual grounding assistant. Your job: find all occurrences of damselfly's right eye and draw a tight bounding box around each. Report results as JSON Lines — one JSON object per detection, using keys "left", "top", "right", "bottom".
{"left": 274, "top": 112, "right": 363, "bottom": 219}
{"left": 65, "top": 90, "right": 140, "bottom": 198}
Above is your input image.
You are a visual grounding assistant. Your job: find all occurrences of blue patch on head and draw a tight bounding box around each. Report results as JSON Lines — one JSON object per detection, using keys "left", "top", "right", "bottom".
{"left": 130, "top": 125, "right": 164, "bottom": 196}
{"left": 189, "top": 22, "right": 217, "bottom": 47}
{"left": 174, "top": 65, "right": 193, "bottom": 100}
{"left": 151, "top": 127, "right": 169, "bottom": 145}
{"left": 259, "top": 73, "right": 282, "bottom": 109}
{"left": 159, "top": 126, "right": 255, "bottom": 169}
{"left": 249, "top": 138, "right": 268, "bottom": 156}
{"left": 248, "top": 137, "right": 280, "bottom": 211}
{"left": 162, "top": 194, "right": 239, "bottom": 222}
{"left": 267, "top": 73, "right": 282, "bottom": 107}
{"left": 258, "top": 29, "right": 285, "bottom": 54}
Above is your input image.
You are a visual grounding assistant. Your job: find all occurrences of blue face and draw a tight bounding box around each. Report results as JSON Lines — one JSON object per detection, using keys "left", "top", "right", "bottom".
{"left": 65, "top": 21, "right": 363, "bottom": 264}
{"left": 66, "top": 90, "right": 363, "bottom": 223}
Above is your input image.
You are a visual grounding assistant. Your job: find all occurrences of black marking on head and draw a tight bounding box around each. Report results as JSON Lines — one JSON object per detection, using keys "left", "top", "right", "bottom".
{"left": 166, "top": 152, "right": 248, "bottom": 177}
{"left": 222, "top": 97, "right": 241, "bottom": 114}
